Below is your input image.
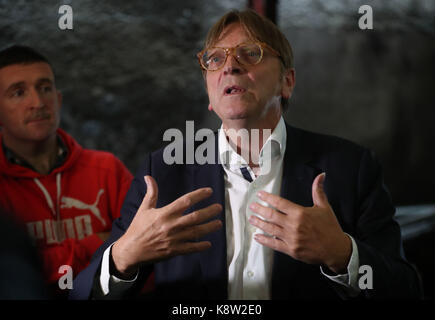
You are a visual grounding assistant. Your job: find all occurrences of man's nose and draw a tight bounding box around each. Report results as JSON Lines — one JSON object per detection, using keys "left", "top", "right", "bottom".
{"left": 223, "top": 54, "right": 243, "bottom": 75}
{"left": 28, "top": 88, "right": 44, "bottom": 109}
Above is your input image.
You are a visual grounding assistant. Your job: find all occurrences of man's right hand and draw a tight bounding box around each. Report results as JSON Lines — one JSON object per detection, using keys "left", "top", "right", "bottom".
{"left": 111, "top": 175, "right": 223, "bottom": 278}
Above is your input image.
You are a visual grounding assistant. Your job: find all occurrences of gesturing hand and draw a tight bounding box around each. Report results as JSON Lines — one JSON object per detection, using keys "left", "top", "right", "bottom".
{"left": 248, "top": 173, "right": 352, "bottom": 274}
{"left": 112, "top": 175, "right": 223, "bottom": 277}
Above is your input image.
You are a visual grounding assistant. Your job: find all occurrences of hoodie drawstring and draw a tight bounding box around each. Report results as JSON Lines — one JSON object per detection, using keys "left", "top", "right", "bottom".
{"left": 34, "top": 173, "right": 62, "bottom": 219}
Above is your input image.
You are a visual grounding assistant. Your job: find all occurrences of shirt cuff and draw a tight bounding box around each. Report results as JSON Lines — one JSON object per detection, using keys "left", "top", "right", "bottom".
{"left": 100, "top": 242, "right": 138, "bottom": 296}
{"left": 320, "top": 233, "right": 360, "bottom": 297}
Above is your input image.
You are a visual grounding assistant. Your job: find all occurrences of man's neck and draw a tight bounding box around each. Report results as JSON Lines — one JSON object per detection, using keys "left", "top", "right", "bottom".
{"left": 223, "top": 114, "right": 281, "bottom": 170}
{"left": 3, "top": 133, "right": 59, "bottom": 175}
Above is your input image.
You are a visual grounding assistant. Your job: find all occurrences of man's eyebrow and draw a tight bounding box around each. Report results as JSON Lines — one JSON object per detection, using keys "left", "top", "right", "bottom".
{"left": 4, "top": 81, "right": 26, "bottom": 93}
{"left": 36, "top": 78, "right": 54, "bottom": 86}
{"left": 3, "top": 78, "right": 54, "bottom": 95}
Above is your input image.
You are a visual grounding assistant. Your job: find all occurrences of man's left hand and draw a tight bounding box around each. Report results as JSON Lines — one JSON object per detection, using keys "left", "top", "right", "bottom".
{"left": 248, "top": 173, "right": 352, "bottom": 274}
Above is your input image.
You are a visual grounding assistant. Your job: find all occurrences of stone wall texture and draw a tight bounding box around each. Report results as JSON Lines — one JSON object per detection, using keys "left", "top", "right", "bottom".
{"left": 1, "top": 0, "right": 434, "bottom": 205}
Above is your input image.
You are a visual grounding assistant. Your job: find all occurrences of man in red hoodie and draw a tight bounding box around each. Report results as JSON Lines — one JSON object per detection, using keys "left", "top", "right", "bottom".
{"left": 0, "top": 45, "right": 133, "bottom": 298}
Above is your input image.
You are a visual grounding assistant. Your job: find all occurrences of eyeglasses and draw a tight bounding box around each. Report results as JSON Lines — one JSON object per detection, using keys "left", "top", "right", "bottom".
{"left": 197, "top": 41, "right": 281, "bottom": 71}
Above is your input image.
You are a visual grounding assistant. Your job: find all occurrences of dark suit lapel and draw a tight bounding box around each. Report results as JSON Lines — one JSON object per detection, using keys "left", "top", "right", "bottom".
{"left": 271, "top": 124, "right": 323, "bottom": 298}
{"left": 280, "top": 123, "right": 320, "bottom": 208}
{"left": 192, "top": 132, "right": 227, "bottom": 299}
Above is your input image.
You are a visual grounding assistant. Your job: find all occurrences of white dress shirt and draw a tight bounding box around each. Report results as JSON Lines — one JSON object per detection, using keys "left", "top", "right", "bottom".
{"left": 99, "top": 117, "right": 360, "bottom": 298}
{"left": 219, "top": 117, "right": 285, "bottom": 299}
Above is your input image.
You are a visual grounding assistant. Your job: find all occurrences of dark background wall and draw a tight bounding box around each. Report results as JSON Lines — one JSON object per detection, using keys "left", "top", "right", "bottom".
{"left": 1, "top": 0, "right": 434, "bottom": 207}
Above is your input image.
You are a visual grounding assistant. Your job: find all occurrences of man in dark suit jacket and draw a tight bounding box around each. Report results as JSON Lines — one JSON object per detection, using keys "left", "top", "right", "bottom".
{"left": 70, "top": 9, "right": 421, "bottom": 300}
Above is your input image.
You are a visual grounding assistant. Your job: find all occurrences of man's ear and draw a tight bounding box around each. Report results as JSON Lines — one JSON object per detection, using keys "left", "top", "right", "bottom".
{"left": 281, "top": 68, "right": 296, "bottom": 100}
{"left": 208, "top": 103, "right": 213, "bottom": 111}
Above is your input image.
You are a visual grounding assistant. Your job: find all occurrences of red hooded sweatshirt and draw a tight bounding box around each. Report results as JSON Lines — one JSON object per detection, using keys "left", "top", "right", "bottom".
{"left": 0, "top": 129, "right": 133, "bottom": 295}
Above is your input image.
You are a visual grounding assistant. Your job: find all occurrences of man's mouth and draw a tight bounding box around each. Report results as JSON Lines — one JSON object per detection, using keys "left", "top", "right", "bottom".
{"left": 26, "top": 114, "right": 51, "bottom": 124}
{"left": 223, "top": 85, "right": 246, "bottom": 95}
